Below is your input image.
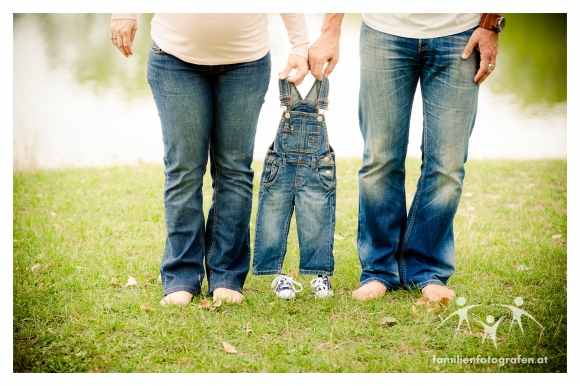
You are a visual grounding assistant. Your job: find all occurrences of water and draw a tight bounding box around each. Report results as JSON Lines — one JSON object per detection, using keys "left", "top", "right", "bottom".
{"left": 13, "top": 13, "right": 567, "bottom": 170}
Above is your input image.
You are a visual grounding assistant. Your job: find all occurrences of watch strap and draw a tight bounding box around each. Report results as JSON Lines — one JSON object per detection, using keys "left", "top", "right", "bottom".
{"left": 479, "top": 13, "right": 502, "bottom": 32}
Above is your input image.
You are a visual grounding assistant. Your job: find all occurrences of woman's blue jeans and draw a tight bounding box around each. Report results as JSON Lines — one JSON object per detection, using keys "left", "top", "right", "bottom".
{"left": 358, "top": 22, "right": 479, "bottom": 290}
{"left": 147, "top": 40, "right": 271, "bottom": 296}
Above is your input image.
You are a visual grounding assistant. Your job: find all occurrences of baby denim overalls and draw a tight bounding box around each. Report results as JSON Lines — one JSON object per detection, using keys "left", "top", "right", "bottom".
{"left": 252, "top": 77, "right": 336, "bottom": 278}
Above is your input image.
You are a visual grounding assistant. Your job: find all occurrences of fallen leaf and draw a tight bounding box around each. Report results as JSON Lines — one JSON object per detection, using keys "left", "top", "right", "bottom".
{"left": 157, "top": 274, "right": 162, "bottom": 283}
{"left": 428, "top": 304, "right": 441, "bottom": 313}
{"left": 126, "top": 276, "right": 138, "bottom": 286}
{"left": 414, "top": 297, "right": 429, "bottom": 306}
{"left": 334, "top": 233, "right": 345, "bottom": 240}
{"left": 110, "top": 277, "right": 117, "bottom": 285}
{"left": 222, "top": 341, "right": 237, "bottom": 354}
{"left": 438, "top": 297, "right": 450, "bottom": 306}
{"left": 45, "top": 263, "right": 54, "bottom": 270}
{"left": 140, "top": 305, "right": 153, "bottom": 311}
{"left": 380, "top": 317, "right": 397, "bottom": 325}
{"left": 338, "top": 287, "right": 349, "bottom": 294}
{"left": 552, "top": 234, "right": 562, "bottom": 239}
{"left": 289, "top": 268, "right": 299, "bottom": 277}
{"left": 147, "top": 277, "right": 157, "bottom": 283}
{"left": 199, "top": 299, "right": 211, "bottom": 309}
{"left": 411, "top": 305, "right": 418, "bottom": 316}
{"left": 246, "top": 322, "right": 252, "bottom": 333}
{"left": 209, "top": 298, "right": 222, "bottom": 311}
{"left": 31, "top": 263, "right": 42, "bottom": 275}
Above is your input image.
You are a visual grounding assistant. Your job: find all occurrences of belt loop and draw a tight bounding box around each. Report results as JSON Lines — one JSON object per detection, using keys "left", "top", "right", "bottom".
{"left": 311, "top": 155, "right": 316, "bottom": 169}
{"left": 281, "top": 153, "right": 286, "bottom": 168}
{"left": 317, "top": 77, "right": 330, "bottom": 111}
{"left": 279, "top": 78, "right": 291, "bottom": 109}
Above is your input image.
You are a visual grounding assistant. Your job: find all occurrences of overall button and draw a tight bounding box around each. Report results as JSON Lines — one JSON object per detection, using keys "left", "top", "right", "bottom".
{"left": 285, "top": 113, "right": 290, "bottom": 119}
{"left": 325, "top": 170, "right": 331, "bottom": 175}
{"left": 317, "top": 116, "right": 323, "bottom": 122}
{"left": 323, "top": 157, "right": 329, "bottom": 162}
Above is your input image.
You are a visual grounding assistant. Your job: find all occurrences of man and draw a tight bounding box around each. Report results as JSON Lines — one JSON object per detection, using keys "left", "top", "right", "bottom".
{"left": 308, "top": 13, "right": 502, "bottom": 301}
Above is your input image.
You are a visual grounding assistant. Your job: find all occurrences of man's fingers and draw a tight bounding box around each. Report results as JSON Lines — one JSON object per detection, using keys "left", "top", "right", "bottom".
{"left": 461, "top": 36, "right": 477, "bottom": 60}
{"left": 309, "top": 59, "right": 325, "bottom": 81}
{"left": 322, "top": 58, "right": 338, "bottom": 78}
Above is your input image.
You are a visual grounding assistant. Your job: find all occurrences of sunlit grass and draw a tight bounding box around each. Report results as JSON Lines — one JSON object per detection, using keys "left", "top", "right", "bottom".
{"left": 13, "top": 158, "right": 566, "bottom": 372}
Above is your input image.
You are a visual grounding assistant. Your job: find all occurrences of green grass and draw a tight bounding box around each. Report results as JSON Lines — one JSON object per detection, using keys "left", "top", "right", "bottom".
{"left": 13, "top": 158, "right": 566, "bottom": 372}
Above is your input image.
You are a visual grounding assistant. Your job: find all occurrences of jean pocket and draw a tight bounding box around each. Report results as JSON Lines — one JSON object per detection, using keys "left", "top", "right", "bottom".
{"left": 262, "top": 157, "right": 282, "bottom": 187}
{"left": 150, "top": 39, "right": 166, "bottom": 55}
{"left": 316, "top": 158, "right": 335, "bottom": 190}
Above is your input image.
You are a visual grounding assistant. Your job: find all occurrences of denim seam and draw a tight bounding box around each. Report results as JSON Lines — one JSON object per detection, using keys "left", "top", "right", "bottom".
{"left": 206, "top": 146, "right": 220, "bottom": 289}
{"left": 360, "top": 277, "right": 395, "bottom": 291}
{"left": 209, "top": 281, "right": 242, "bottom": 294}
{"left": 401, "top": 93, "right": 429, "bottom": 283}
{"left": 299, "top": 269, "right": 333, "bottom": 276}
{"left": 415, "top": 279, "right": 445, "bottom": 289}
{"left": 163, "top": 285, "right": 201, "bottom": 296}
{"left": 276, "top": 198, "right": 295, "bottom": 272}
{"left": 253, "top": 269, "right": 282, "bottom": 276}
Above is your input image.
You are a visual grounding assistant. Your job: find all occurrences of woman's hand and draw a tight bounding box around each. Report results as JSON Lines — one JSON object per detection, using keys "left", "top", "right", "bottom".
{"left": 279, "top": 54, "right": 309, "bottom": 85}
{"left": 110, "top": 19, "right": 138, "bottom": 57}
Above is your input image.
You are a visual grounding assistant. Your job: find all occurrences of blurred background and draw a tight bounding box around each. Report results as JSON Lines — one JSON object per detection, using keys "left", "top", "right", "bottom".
{"left": 13, "top": 13, "right": 567, "bottom": 171}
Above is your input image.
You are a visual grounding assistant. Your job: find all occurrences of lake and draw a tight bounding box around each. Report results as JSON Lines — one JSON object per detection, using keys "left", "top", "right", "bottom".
{"left": 13, "top": 13, "right": 567, "bottom": 170}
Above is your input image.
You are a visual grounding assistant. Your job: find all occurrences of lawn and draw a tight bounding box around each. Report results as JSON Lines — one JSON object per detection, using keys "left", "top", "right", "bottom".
{"left": 13, "top": 158, "right": 567, "bottom": 372}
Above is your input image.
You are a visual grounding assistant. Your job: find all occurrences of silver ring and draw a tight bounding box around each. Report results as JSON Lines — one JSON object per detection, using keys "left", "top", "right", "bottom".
{"left": 488, "top": 63, "right": 495, "bottom": 71}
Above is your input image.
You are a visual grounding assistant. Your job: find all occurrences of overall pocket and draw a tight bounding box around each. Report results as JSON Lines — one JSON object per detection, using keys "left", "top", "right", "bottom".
{"left": 262, "top": 156, "right": 282, "bottom": 187}
{"left": 281, "top": 121, "right": 321, "bottom": 154}
{"left": 316, "top": 156, "right": 335, "bottom": 190}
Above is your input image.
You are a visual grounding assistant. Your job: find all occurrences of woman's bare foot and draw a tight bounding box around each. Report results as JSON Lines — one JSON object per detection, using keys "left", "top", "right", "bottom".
{"left": 421, "top": 284, "right": 455, "bottom": 301}
{"left": 213, "top": 288, "right": 244, "bottom": 304}
{"left": 160, "top": 290, "right": 193, "bottom": 306}
{"left": 352, "top": 281, "right": 387, "bottom": 300}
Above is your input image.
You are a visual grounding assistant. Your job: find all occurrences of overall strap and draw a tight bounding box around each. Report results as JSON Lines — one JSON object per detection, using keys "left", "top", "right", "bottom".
{"left": 278, "top": 78, "right": 302, "bottom": 109}
{"left": 304, "top": 77, "right": 330, "bottom": 111}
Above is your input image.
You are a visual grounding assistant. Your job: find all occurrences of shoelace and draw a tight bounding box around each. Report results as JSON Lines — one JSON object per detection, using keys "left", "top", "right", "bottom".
{"left": 310, "top": 277, "right": 331, "bottom": 292}
{"left": 271, "top": 275, "right": 303, "bottom": 293}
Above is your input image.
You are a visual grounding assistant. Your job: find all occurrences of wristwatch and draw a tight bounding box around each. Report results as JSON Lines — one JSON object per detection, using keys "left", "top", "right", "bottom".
{"left": 479, "top": 13, "right": 506, "bottom": 33}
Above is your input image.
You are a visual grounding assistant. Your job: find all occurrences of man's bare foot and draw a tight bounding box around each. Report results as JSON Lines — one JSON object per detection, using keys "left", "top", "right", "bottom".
{"left": 213, "top": 288, "right": 244, "bottom": 304}
{"left": 160, "top": 290, "right": 193, "bottom": 306}
{"left": 421, "top": 284, "right": 456, "bottom": 301}
{"left": 352, "top": 281, "right": 387, "bottom": 300}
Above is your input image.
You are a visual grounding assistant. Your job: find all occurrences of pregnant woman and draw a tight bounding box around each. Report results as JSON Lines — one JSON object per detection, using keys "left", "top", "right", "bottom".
{"left": 110, "top": 13, "right": 309, "bottom": 305}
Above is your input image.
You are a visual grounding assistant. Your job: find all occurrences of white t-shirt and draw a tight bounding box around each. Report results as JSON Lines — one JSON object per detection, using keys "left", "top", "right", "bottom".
{"left": 111, "top": 13, "right": 309, "bottom": 65}
{"left": 362, "top": 13, "right": 482, "bottom": 39}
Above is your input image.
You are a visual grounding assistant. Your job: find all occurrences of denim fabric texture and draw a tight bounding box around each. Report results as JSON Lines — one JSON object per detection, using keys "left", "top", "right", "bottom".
{"left": 147, "top": 40, "right": 271, "bottom": 296}
{"left": 252, "top": 78, "right": 336, "bottom": 276}
{"left": 358, "top": 22, "right": 479, "bottom": 290}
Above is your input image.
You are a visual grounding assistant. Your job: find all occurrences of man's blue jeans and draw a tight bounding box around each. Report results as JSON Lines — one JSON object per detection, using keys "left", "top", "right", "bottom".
{"left": 358, "top": 22, "right": 479, "bottom": 290}
{"left": 147, "top": 40, "right": 271, "bottom": 296}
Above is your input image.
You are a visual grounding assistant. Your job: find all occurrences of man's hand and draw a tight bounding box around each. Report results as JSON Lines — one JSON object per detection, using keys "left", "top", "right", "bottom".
{"left": 279, "top": 54, "right": 309, "bottom": 85}
{"left": 308, "top": 13, "right": 344, "bottom": 80}
{"left": 110, "top": 19, "right": 138, "bottom": 57}
{"left": 461, "top": 27, "right": 499, "bottom": 85}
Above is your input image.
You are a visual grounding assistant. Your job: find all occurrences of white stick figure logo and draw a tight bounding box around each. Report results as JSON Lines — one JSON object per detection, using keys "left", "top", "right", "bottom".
{"left": 436, "top": 297, "right": 480, "bottom": 337}
{"left": 437, "top": 296, "right": 544, "bottom": 346}
{"left": 494, "top": 297, "right": 544, "bottom": 335}
{"left": 478, "top": 315, "right": 505, "bottom": 348}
